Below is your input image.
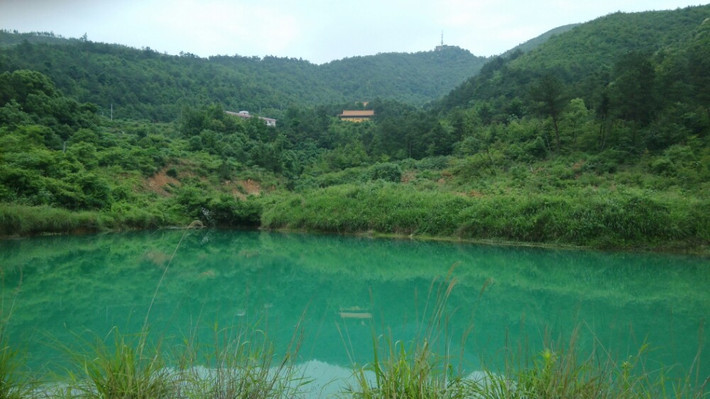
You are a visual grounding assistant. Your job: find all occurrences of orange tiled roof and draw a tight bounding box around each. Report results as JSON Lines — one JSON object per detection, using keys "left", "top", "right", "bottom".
{"left": 340, "top": 110, "right": 375, "bottom": 117}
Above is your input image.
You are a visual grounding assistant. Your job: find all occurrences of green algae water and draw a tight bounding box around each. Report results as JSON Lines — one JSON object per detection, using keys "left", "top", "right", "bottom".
{"left": 1, "top": 230, "right": 708, "bottom": 394}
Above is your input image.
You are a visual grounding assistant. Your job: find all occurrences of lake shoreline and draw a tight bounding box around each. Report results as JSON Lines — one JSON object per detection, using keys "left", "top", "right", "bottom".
{"left": 1, "top": 222, "right": 708, "bottom": 257}
{"left": 260, "top": 226, "right": 710, "bottom": 257}
{"left": 1, "top": 199, "right": 708, "bottom": 256}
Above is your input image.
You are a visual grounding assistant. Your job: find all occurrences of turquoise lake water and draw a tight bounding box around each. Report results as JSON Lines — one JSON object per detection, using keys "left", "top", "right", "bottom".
{"left": 1, "top": 229, "right": 708, "bottom": 394}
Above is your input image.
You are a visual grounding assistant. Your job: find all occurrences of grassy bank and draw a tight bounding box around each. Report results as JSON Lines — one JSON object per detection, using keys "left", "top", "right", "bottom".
{"left": 0, "top": 203, "right": 177, "bottom": 237}
{"left": 3, "top": 180, "right": 709, "bottom": 253}
{"left": 0, "top": 204, "right": 105, "bottom": 237}
{"left": 261, "top": 182, "right": 710, "bottom": 252}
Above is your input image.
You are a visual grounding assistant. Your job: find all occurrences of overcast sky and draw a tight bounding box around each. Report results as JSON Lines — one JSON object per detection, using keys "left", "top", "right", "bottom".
{"left": 0, "top": 0, "right": 705, "bottom": 64}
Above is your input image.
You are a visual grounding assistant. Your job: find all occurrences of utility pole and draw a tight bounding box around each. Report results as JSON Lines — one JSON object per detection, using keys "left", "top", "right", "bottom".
{"left": 110, "top": 103, "right": 113, "bottom": 121}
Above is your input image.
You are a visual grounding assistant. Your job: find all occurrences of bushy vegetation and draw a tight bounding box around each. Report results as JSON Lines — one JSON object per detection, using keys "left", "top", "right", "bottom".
{"left": 0, "top": 6, "right": 708, "bottom": 253}
{"left": 262, "top": 181, "right": 708, "bottom": 250}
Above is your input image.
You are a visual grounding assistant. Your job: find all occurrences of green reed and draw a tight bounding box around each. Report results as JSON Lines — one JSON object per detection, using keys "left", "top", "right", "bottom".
{"left": 171, "top": 321, "right": 307, "bottom": 399}
{"left": 344, "top": 271, "right": 707, "bottom": 399}
{"left": 61, "top": 328, "right": 171, "bottom": 399}
{"left": 345, "top": 267, "right": 476, "bottom": 398}
{"left": 0, "top": 330, "right": 35, "bottom": 399}
{"left": 260, "top": 182, "right": 709, "bottom": 251}
{"left": 469, "top": 326, "right": 708, "bottom": 399}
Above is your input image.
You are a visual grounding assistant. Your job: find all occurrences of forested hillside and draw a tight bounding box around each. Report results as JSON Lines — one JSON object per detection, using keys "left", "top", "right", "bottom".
{"left": 433, "top": 5, "right": 709, "bottom": 170}
{"left": 439, "top": 6, "right": 709, "bottom": 118}
{"left": 0, "top": 6, "right": 708, "bottom": 252}
{"left": 0, "top": 31, "right": 485, "bottom": 121}
{"left": 501, "top": 24, "right": 579, "bottom": 56}
{"left": 320, "top": 46, "right": 485, "bottom": 105}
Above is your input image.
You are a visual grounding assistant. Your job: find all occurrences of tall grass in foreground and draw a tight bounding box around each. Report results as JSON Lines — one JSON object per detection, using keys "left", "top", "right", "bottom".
{"left": 172, "top": 322, "right": 307, "bottom": 399}
{"left": 1, "top": 258, "right": 37, "bottom": 399}
{"left": 0, "top": 330, "right": 36, "bottom": 399}
{"left": 48, "top": 323, "right": 306, "bottom": 399}
{"left": 1, "top": 226, "right": 307, "bottom": 399}
{"left": 346, "top": 267, "right": 479, "bottom": 398}
{"left": 59, "top": 328, "right": 170, "bottom": 398}
{"left": 54, "top": 226, "right": 306, "bottom": 398}
{"left": 471, "top": 327, "right": 708, "bottom": 399}
{"left": 345, "top": 272, "right": 708, "bottom": 399}
{"left": 1, "top": 313, "right": 707, "bottom": 398}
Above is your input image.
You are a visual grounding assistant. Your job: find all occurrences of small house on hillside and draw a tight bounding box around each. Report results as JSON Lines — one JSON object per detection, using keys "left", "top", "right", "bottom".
{"left": 338, "top": 109, "right": 375, "bottom": 122}
{"left": 226, "top": 110, "right": 277, "bottom": 127}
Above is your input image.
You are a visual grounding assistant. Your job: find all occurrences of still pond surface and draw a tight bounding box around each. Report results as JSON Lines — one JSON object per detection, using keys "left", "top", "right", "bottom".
{"left": 1, "top": 229, "right": 708, "bottom": 394}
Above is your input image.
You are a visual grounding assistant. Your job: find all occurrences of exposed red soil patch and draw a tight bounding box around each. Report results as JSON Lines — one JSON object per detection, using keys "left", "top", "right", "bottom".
{"left": 240, "top": 179, "right": 261, "bottom": 195}
{"left": 226, "top": 179, "right": 262, "bottom": 200}
{"left": 145, "top": 168, "right": 181, "bottom": 196}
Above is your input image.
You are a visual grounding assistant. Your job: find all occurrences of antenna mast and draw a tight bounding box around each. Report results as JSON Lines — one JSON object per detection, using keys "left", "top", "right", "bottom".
{"left": 441, "top": 31, "right": 444, "bottom": 46}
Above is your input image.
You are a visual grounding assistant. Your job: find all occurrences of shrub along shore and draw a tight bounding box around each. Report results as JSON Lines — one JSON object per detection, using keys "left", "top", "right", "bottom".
{"left": 2, "top": 180, "right": 708, "bottom": 254}
{"left": 261, "top": 182, "right": 709, "bottom": 252}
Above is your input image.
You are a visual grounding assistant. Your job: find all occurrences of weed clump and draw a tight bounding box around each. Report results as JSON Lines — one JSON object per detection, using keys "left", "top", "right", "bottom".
{"left": 0, "top": 333, "right": 35, "bottom": 399}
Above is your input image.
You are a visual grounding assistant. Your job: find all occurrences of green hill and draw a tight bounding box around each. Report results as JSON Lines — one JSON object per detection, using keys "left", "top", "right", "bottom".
{"left": 501, "top": 24, "right": 579, "bottom": 56}
{"left": 320, "top": 46, "right": 486, "bottom": 105}
{"left": 438, "top": 5, "right": 710, "bottom": 115}
{"left": 0, "top": 31, "right": 485, "bottom": 121}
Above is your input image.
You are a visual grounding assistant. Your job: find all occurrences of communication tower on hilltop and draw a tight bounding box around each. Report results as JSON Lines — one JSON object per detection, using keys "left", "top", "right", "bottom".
{"left": 436, "top": 31, "right": 446, "bottom": 51}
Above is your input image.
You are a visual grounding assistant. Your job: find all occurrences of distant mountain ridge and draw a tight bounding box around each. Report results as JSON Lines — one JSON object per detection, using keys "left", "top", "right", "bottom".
{"left": 4, "top": 5, "right": 705, "bottom": 124}
{"left": 0, "top": 31, "right": 486, "bottom": 121}
{"left": 319, "top": 46, "right": 486, "bottom": 105}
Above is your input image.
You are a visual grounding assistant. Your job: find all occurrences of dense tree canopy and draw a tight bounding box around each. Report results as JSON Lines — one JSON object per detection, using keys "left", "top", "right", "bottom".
{"left": 0, "top": 31, "right": 486, "bottom": 121}
{"left": 436, "top": 5, "right": 710, "bottom": 159}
